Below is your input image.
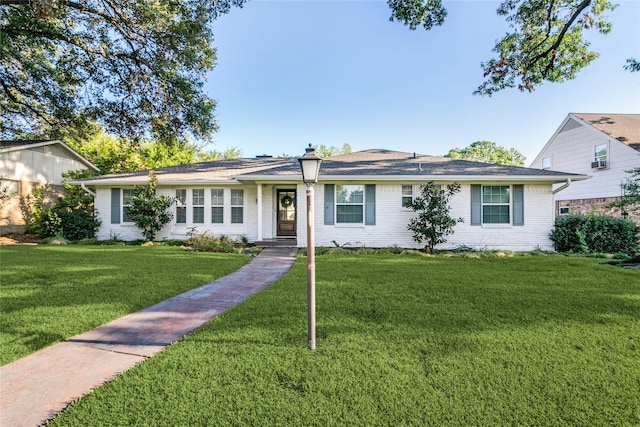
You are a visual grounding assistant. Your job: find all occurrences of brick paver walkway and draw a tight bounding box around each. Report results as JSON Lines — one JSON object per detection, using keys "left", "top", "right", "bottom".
{"left": 0, "top": 247, "right": 297, "bottom": 427}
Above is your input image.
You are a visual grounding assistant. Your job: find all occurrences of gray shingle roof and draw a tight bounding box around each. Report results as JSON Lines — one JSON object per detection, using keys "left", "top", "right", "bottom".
{"left": 573, "top": 113, "right": 640, "bottom": 152}
{"left": 0, "top": 139, "right": 59, "bottom": 150}
{"left": 77, "top": 149, "right": 585, "bottom": 186}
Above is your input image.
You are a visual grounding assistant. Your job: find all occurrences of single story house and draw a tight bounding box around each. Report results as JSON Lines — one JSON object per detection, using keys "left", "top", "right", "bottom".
{"left": 530, "top": 113, "right": 640, "bottom": 222}
{"left": 0, "top": 139, "right": 98, "bottom": 234}
{"left": 76, "top": 149, "right": 588, "bottom": 251}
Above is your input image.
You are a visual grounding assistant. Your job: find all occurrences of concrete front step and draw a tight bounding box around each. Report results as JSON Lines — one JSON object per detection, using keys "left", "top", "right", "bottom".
{"left": 256, "top": 239, "right": 298, "bottom": 248}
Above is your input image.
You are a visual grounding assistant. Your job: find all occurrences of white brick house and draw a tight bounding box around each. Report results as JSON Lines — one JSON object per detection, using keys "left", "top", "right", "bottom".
{"left": 530, "top": 113, "right": 640, "bottom": 222}
{"left": 77, "top": 149, "right": 587, "bottom": 251}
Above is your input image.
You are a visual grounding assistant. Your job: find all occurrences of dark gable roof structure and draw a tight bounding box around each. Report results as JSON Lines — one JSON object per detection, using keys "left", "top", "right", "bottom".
{"left": 572, "top": 113, "right": 640, "bottom": 152}
{"left": 76, "top": 149, "right": 587, "bottom": 186}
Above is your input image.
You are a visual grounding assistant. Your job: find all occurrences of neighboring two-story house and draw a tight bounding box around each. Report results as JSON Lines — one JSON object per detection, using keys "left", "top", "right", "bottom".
{"left": 530, "top": 113, "right": 640, "bottom": 222}
{"left": 0, "top": 140, "right": 98, "bottom": 234}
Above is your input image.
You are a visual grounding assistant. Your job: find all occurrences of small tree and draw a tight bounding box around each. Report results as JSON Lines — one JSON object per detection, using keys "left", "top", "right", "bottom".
{"left": 406, "top": 182, "right": 463, "bottom": 253}
{"left": 127, "top": 171, "right": 174, "bottom": 241}
{"left": 609, "top": 167, "right": 640, "bottom": 215}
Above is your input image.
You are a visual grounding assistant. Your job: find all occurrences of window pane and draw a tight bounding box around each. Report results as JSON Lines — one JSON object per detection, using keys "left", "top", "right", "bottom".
{"left": 542, "top": 157, "right": 551, "bottom": 170}
{"left": 211, "top": 207, "right": 223, "bottom": 223}
{"left": 231, "top": 206, "right": 243, "bottom": 223}
{"left": 336, "top": 205, "right": 364, "bottom": 223}
{"left": 176, "top": 207, "right": 186, "bottom": 224}
{"left": 193, "top": 189, "right": 204, "bottom": 206}
{"left": 402, "top": 185, "right": 413, "bottom": 196}
{"left": 193, "top": 206, "right": 204, "bottom": 223}
{"left": 594, "top": 144, "right": 607, "bottom": 161}
{"left": 231, "top": 189, "right": 243, "bottom": 206}
{"left": 482, "top": 186, "right": 510, "bottom": 204}
{"left": 483, "top": 205, "right": 510, "bottom": 224}
{"left": 336, "top": 185, "right": 363, "bottom": 204}
{"left": 122, "top": 189, "right": 135, "bottom": 222}
{"left": 211, "top": 189, "right": 223, "bottom": 206}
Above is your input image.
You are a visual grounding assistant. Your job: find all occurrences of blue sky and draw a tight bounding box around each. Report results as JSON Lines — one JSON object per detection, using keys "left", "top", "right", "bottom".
{"left": 205, "top": 0, "right": 640, "bottom": 165}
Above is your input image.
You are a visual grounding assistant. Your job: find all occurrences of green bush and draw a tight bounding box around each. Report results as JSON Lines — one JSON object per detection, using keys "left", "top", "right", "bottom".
{"left": 183, "top": 230, "right": 247, "bottom": 253}
{"left": 550, "top": 214, "right": 640, "bottom": 255}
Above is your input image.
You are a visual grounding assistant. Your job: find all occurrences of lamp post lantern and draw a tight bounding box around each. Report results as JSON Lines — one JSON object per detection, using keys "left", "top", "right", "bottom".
{"left": 298, "top": 144, "right": 322, "bottom": 350}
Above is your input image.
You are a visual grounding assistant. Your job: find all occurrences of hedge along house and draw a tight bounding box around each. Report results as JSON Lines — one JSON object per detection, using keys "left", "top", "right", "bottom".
{"left": 76, "top": 149, "right": 588, "bottom": 251}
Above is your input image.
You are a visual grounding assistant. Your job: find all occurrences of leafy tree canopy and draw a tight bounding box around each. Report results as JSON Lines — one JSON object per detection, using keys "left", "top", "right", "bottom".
{"left": 62, "top": 127, "right": 242, "bottom": 174}
{"left": 313, "top": 143, "right": 352, "bottom": 158}
{"left": 0, "top": 0, "right": 244, "bottom": 143}
{"left": 444, "top": 141, "right": 526, "bottom": 166}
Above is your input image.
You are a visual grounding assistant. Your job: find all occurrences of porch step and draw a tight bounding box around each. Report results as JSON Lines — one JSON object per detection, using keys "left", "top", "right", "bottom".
{"left": 256, "top": 239, "right": 298, "bottom": 248}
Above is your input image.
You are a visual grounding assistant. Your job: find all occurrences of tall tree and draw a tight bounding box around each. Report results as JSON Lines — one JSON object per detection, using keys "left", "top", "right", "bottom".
{"left": 444, "top": 141, "right": 526, "bottom": 166}
{"left": 314, "top": 143, "right": 352, "bottom": 158}
{"left": 0, "top": 0, "right": 243, "bottom": 143}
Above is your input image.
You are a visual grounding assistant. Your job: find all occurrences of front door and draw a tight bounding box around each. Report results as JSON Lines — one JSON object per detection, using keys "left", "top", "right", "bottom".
{"left": 277, "top": 190, "right": 296, "bottom": 236}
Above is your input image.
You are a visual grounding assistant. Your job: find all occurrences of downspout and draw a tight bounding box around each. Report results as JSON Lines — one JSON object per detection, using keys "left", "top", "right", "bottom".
{"left": 553, "top": 178, "right": 571, "bottom": 194}
{"left": 81, "top": 182, "right": 96, "bottom": 197}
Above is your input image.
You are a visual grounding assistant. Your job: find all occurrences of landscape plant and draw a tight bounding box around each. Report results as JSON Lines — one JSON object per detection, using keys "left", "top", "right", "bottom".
{"left": 550, "top": 213, "right": 640, "bottom": 255}
{"left": 46, "top": 253, "right": 640, "bottom": 426}
{"left": 406, "top": 181, "right": 463, "bottom": 253}
{"left": 127, "top": 171, "right": 175, "bottom": 241}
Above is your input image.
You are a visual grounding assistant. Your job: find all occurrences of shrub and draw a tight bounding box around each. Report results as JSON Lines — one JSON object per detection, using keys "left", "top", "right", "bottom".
{"left": 550, "top": 214, "right": 640, "bottom": 255}
{"left": 183, "top": 230, "right": 245, "bottom": 253}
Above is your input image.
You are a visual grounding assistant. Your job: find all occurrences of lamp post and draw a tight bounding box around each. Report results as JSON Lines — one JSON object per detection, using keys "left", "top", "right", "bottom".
{"left": 298, "top": 144, "right": 323, "bottom": 350}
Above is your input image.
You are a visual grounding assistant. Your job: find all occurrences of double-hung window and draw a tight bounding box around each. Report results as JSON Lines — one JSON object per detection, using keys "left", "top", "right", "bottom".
{"left": 231, "top": 189, "right": 244, "bottom": 224}
{"left": 482, "top": 186, "right": 510, "bottom": 224}
{"left": 594, "top": 144, "right": 607, "bottom": 163}
{"left": 336, "top": 185, "right": 364, "bottom": 223}
{"left": 402, "top": 185, "right": 414, "bottom": 208}
{"left": 122, "top": 189, "right": 135, "bottom": 222}
{"left": 175, "top": 189, "right": 187, "bottom": 224}
{"left": 211, "top": 189, "right": 224, "bottom": 223}
{"left": 471, "top": 184, "right": 523, "bottom": 226}
{"left": 192, "top": 189, "right": 205, "bottom": 223}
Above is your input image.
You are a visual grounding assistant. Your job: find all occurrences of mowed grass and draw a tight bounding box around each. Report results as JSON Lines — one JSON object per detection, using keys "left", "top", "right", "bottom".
{"left": 0, "top": 245, "right": 250, "bottom": 365}
{"left": 49, "top": 254, "right": 640, "bottom": 426}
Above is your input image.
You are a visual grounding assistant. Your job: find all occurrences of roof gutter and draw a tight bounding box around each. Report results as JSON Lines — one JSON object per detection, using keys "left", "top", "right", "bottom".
{"left": 80, "top": 182, "right": 96, "bottom": 197}
{"left": 553, "top": 178, "right": 572, "bottom": 194}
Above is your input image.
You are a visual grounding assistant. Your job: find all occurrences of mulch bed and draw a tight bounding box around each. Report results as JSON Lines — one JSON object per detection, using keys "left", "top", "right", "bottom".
{"left": 0, "top": 234, "right": 42, "bottom": 245}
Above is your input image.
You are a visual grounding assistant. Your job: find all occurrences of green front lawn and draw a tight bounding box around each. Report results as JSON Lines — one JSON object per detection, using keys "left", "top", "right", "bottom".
{"left": 48, "top": 254, "right": 640, "bottom": 426}
{"left": 0, "top": 245, "right": 250, "bottom": 365}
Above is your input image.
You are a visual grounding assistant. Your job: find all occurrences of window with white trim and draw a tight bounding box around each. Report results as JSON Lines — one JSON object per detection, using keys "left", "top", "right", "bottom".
{"left": 402, "top": 185, "right": 414, "bottom": 207}
{"left": 336, "top": 185, "right": 364, "bottom": 223}
{"left": 231, "top": 189, "right": 244, "bottom": 224}
{"left": 211, "top": 189, "right": 224, "bottom": 224}
{"left": 594, "top": 144, "right": 607, "bottom": 162}
{"left": 482, "top": 186, "right": 510, "bottom": 224}
{"left": 176, "top": 189, "right": 187, "bottom": 224}
{"left": 559, "top": 203, "right": 570, "bottom": 215}
{"left": 541, "top": 157, "right": 551, "bottom": 170}
{"left": 122, "top": 189, "right": 135, "bottom": 222}
{"left": 192, "top": 189, "right": 205, "bottom": 223}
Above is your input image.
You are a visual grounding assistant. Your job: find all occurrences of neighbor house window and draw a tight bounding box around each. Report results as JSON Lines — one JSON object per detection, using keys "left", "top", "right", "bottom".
{"left": 231, "top": 189, "right": 244, "bottom": 224}
{"left": 192, "top": 189, "right": 205, "bottom": 223}
{"left": 594, "top": 144, "right": 607, "bottom": 162}
{"left": 336, "top": 185, "right": 364, "bottom": 223}
{"left": 211, "top": 189, "right": 224, "bottom": 224}
{"left": 541, "top": 157, "right": 551, "bottom": 170}
{"left": 176, "top": 189, "right": 187, "bottom": 224}
{"left": 0, "top": 179, "right": 20, "bottom": 196}
{"left": 482, "top": 186, "right": 510, "bottom": 224}
{"left": 402, "top": 185, "right": 414, "bottom": 207}
{"left": 122, "top": 189, "right": 135, "bottom": 222}
{"left": 559, "top": 203, "right": 570, "bottom": 215}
